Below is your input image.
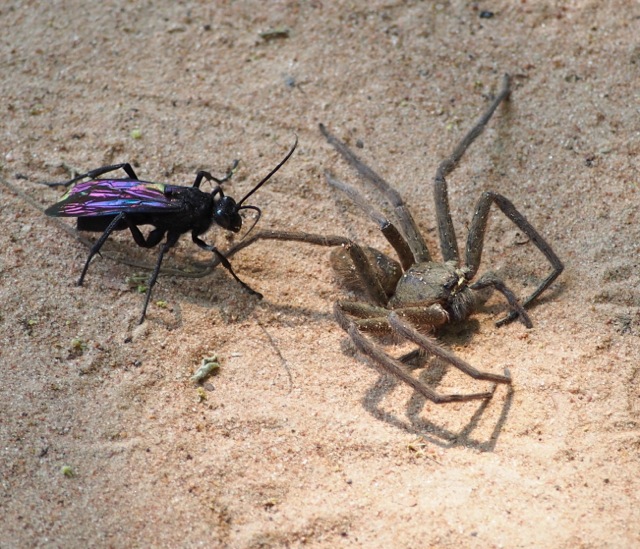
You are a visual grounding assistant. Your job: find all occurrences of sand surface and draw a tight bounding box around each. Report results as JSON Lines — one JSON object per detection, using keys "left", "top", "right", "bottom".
{"left": 1, "top": 1, "right": 639, "bottom": 547}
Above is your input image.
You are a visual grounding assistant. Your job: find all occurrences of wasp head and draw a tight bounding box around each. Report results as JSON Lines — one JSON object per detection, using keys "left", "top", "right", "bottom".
{"left": 213, "top": 195, "right": 243, "bottom": 232}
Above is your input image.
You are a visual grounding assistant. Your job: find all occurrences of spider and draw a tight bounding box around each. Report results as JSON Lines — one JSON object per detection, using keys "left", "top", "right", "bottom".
{"left": 220, "top": 74, "right": 564, "bottom": 403}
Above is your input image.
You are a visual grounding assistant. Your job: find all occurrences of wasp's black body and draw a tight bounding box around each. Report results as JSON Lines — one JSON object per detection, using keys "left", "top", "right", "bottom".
{"left": 45, "top": 139, "right": 297, "bottom": 323}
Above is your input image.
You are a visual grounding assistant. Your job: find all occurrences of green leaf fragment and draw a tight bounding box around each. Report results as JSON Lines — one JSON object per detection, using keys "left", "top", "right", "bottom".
{"left": 259, "top": 27, "right": 290, "bottom": 40}
{"left": 61, "top": 465, "right": 75, "bottom": 477}
{"left": 191, "top": 355, "right": 220, "bottom": 383}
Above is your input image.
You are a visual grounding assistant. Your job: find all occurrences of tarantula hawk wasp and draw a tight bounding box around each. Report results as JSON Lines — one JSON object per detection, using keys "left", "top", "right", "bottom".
{"left": 216, "top": 74, "right": 564, "bottom": 403}
{"left": 45, "top": 138, "right": 297, "bottom": 324}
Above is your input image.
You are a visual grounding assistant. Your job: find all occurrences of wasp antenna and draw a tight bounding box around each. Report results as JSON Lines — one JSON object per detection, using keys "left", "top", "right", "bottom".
{"left": 237, "top": 135, "right": 298, "bottom": 207}
{"left": 238, "top": 205, "right": 262, "bottom": 240}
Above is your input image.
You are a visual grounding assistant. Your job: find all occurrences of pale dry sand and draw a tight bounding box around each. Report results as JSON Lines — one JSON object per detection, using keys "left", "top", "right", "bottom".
{"left": 1, "top": 2, "right": 639, "bottom": 547}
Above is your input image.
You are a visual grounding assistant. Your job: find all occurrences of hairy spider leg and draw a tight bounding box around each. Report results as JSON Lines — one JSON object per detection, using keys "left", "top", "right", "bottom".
{"left": 324, "top": 172, "right": 414, "bottom": 270}
{"left": 465, "top": 192, "right": 563, "bottom": 326}
{"left": 336, "top": 300, "right": 450, "bottom": 334}
{"left": 319, "top": 124, "right": 431, "bottom": 263}
{"left": 388, "top": 312, "right": 511, "bottom": 384}
{"left": 334, "top": 304, "right": 502, "bottom": 403}
{"left": 435, "top": 73, "right": 512, "bottom": 263}
{"left": 219, "top": 228, "right": 394, "bottom": 306}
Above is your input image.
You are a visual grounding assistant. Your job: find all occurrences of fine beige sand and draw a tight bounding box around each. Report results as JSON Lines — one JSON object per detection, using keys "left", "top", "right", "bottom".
{"left": 1, "top": 2, "right": 639, "bottom": 547}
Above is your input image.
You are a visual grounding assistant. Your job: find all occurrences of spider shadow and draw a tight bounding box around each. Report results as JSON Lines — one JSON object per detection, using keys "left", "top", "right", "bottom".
{"left": 362, "top": 367, "right": 514, "bottom": 452}
{"left": 359, "top": 319, "right": 514, "bottom": 451}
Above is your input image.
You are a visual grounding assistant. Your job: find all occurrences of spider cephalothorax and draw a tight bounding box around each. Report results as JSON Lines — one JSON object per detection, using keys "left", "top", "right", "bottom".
{"left": 389, "top": 262, "right": 474, "bottom": 318}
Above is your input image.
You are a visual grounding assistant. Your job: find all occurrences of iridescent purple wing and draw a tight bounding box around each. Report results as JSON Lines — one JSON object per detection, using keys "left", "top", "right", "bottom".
{"left": 45, "top": 180, "right": 182, "bottom": 218}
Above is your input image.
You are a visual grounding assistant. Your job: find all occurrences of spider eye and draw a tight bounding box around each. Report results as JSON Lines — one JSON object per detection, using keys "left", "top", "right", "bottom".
{"left": 445, "top": 274, "right": 467, "bottom": 295}
{"left": 444, "top": 278, "right": 458, "bottom": 291}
